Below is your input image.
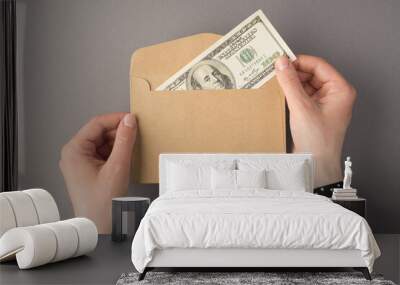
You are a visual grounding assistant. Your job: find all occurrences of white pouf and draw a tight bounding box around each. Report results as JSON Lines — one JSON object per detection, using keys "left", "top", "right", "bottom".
{"left": 0, "top": 196, "right": 17, "bottom": 237}
{"left": 0, "top": 225, "right": 57, "bottom": 268}
{"left": 0, "top": 191, "right": 39, "bottom": 227}
{"left": 0, "top": 218, "right": 98, "bottom": 269}
{"left": 0, "top": 189, "right": 97, "bottom": 269}
{"left": 42, "top": 221, "right": 79, "bottom": 262}
{"left": 23, "top": 189, "right": 60, "bottom": 224}
{"left": 0, "top": 189, "right": 60, "bottom": 236}
{"left": 64, "top": 218, "right": 98, "bottom": 257}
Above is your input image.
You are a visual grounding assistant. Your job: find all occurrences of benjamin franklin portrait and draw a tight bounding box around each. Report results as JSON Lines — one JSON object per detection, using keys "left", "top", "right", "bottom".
{"left": 186, "top": 59, "right": 236, "bottom": 90}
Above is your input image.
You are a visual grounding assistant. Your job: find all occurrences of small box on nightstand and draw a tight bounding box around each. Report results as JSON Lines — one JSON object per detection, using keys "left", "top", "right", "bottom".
{"left": 331, "top": 197, "right": 366, "bottom": 218}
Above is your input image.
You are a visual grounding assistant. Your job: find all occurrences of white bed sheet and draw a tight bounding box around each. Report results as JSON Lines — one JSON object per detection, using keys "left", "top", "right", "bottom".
{"left": 131, "top": 190, "right": 380, "bottom": 273}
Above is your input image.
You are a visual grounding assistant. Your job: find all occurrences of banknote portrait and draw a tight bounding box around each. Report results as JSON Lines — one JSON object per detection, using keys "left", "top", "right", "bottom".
{"left": 186, "top": 59, "right": 236, "bottom": 90}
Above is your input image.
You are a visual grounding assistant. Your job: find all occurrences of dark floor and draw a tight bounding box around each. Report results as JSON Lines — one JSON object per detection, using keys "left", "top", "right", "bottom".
{"left": 0, "top": 235, "right": 398, "bottom": 285}
{"left": 374, "top": 234, "right": 400, "bottom": 284}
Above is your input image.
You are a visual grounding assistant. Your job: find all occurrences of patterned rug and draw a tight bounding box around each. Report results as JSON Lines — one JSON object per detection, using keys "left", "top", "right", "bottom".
{"left": 116, "top": 271, "right": 396, "bottom": 285}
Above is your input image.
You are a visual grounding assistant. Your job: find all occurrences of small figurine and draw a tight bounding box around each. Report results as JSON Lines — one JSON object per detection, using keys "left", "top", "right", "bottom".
{"left": 343, "top": 156, "right": 352, "bottom": 189}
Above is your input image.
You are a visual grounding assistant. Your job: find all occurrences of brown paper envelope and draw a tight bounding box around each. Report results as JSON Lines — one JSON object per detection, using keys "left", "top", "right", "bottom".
{"left": 130, "top": 33, "right": 286, "bottom": 183}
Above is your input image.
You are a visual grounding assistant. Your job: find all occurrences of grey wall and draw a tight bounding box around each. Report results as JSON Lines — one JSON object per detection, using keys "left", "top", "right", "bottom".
{"left": 16, "top": 0, "right": 399, "bottom": 233}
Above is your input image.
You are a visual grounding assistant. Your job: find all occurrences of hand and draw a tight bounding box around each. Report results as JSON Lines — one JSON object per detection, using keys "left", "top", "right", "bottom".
{"left": 275, "top": 55, "right": 356, "bottom": 187}
{"left": 59, "top": 113, "right": 137, "bottom": 233}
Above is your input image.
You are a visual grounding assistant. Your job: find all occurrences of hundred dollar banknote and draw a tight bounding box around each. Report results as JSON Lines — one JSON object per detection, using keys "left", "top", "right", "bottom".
{"left": 156, "top": 10, "right": 296, "bottom": 91}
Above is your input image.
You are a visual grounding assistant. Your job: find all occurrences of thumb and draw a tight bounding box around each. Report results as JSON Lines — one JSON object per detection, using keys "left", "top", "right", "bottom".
{"left": 107, "top": 113, "right": 137, "bottom": 169}
{"left": 275, "top": 56, "right": 310, "bottom": 111}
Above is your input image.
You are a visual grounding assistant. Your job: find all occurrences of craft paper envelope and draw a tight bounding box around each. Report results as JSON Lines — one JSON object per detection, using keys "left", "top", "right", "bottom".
{"left": 130, "top": 33, "right": 286, "bottom": 183}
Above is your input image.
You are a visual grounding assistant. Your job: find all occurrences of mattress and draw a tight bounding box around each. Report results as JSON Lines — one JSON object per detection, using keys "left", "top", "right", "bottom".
{"left": 131, "top": 189, "right": 380, "bottom": 273}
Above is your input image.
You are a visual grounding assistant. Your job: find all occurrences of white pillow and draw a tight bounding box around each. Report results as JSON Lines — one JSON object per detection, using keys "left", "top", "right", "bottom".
{"left": 237, "top": 169, "right": 267, "bottom": 188}
{"left": 267, "top": 163, "right": 307, "bottom": 191}
{"left": 211, "top": 169, "right": 267, "bottom": 190}
{"left": 167, "top": 160, "right": 235, "bottom": 191}
{"left": 238, "top": 159, "right": 309, "bottom": 191}
{"left": 211, "top": 168, "right": 236, "bottom": 189}
{"left": 168, "top": 163, "right": 210, "bottom": 191}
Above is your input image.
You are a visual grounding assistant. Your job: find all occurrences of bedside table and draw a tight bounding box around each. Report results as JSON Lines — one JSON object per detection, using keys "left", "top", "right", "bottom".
{"left": 331, "top": 198, "right": 366, "bottom": 218}
{"left": 112, "top": 197, "right": 150, "bottom": 242}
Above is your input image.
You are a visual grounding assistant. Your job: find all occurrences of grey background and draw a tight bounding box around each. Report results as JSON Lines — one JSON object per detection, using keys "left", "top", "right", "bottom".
{"left": 16, "top": 0, "right": 399, "bottom": 233}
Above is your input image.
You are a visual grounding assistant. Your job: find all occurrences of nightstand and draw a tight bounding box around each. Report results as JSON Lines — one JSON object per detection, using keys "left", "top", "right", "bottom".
{"left": 112, "top": 197, "right": 150, "bottom": 242}
{"left": 331, "top": 198, "right": 366, "bottom": 218}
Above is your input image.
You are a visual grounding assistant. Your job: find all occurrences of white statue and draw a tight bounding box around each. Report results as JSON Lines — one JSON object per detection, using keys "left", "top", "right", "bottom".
{"left": 343, "top": 156, "right": 352, "bottom": 189}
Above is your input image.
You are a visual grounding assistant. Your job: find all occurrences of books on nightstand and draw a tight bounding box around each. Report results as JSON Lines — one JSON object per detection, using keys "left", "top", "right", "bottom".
{"left": 332, "top": 188, "right": 358, "bottom": 200}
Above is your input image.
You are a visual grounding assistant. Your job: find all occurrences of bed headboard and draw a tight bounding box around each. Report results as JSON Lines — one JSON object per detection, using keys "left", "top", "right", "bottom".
{"left": 159, "top": 153, "right": 314, "bottom": 195}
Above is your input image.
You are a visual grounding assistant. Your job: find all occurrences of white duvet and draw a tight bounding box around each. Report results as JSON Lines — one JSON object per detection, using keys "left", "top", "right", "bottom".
{"left": 131, "top": 190, "right": 380, "bottom": 273}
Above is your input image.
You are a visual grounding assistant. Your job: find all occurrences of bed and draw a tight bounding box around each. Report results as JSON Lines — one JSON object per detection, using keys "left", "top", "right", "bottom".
{"left": 131, "top": 153, "right": 380, "bottom": 280}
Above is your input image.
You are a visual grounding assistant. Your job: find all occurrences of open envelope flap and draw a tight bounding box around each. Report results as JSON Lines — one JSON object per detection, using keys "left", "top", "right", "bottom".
{"left": 131, "top": 33, "right": 223, "bottom": 91}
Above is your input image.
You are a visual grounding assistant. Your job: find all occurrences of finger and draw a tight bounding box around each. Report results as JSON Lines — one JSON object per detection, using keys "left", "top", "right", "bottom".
{"left": 94, "top": 132, "right": 116, "bottom": 160}
{"left": 73, "top": 113, "right": 127, "bottom": 147}
{"left": 105, "top": 129, "right": 117, "bottom": 141}
{"left": 97, "top": 144, "right": 112, "bottom": 160}
{"left": 295, "top": 55, "right": 348, "bottom": 89}
{"left": 107, "top": 113, "right": 137, "bottom": 169}
{"left": 275, "top": 56, "right": 311, "bottom": 111}
{"left": 302, "top": 82, "right": 316, "bottom": 96}
{"left": 297, "top": 70, "right": 313, "bottom": 82}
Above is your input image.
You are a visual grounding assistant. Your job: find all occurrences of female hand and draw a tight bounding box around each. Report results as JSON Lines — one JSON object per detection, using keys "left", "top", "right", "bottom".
{"left": 275, "top": 55, "right": 357, "bottom": 187}
{"left": 59, "top": 113, "right": 137, "bottom": 233}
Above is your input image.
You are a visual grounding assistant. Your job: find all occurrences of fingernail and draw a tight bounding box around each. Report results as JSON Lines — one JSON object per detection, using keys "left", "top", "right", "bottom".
{"left": 275, "top": 56, "right": 290, "bottom": 71}
{"left": 123, "top": 113, "right": 135, "bottom": 128}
